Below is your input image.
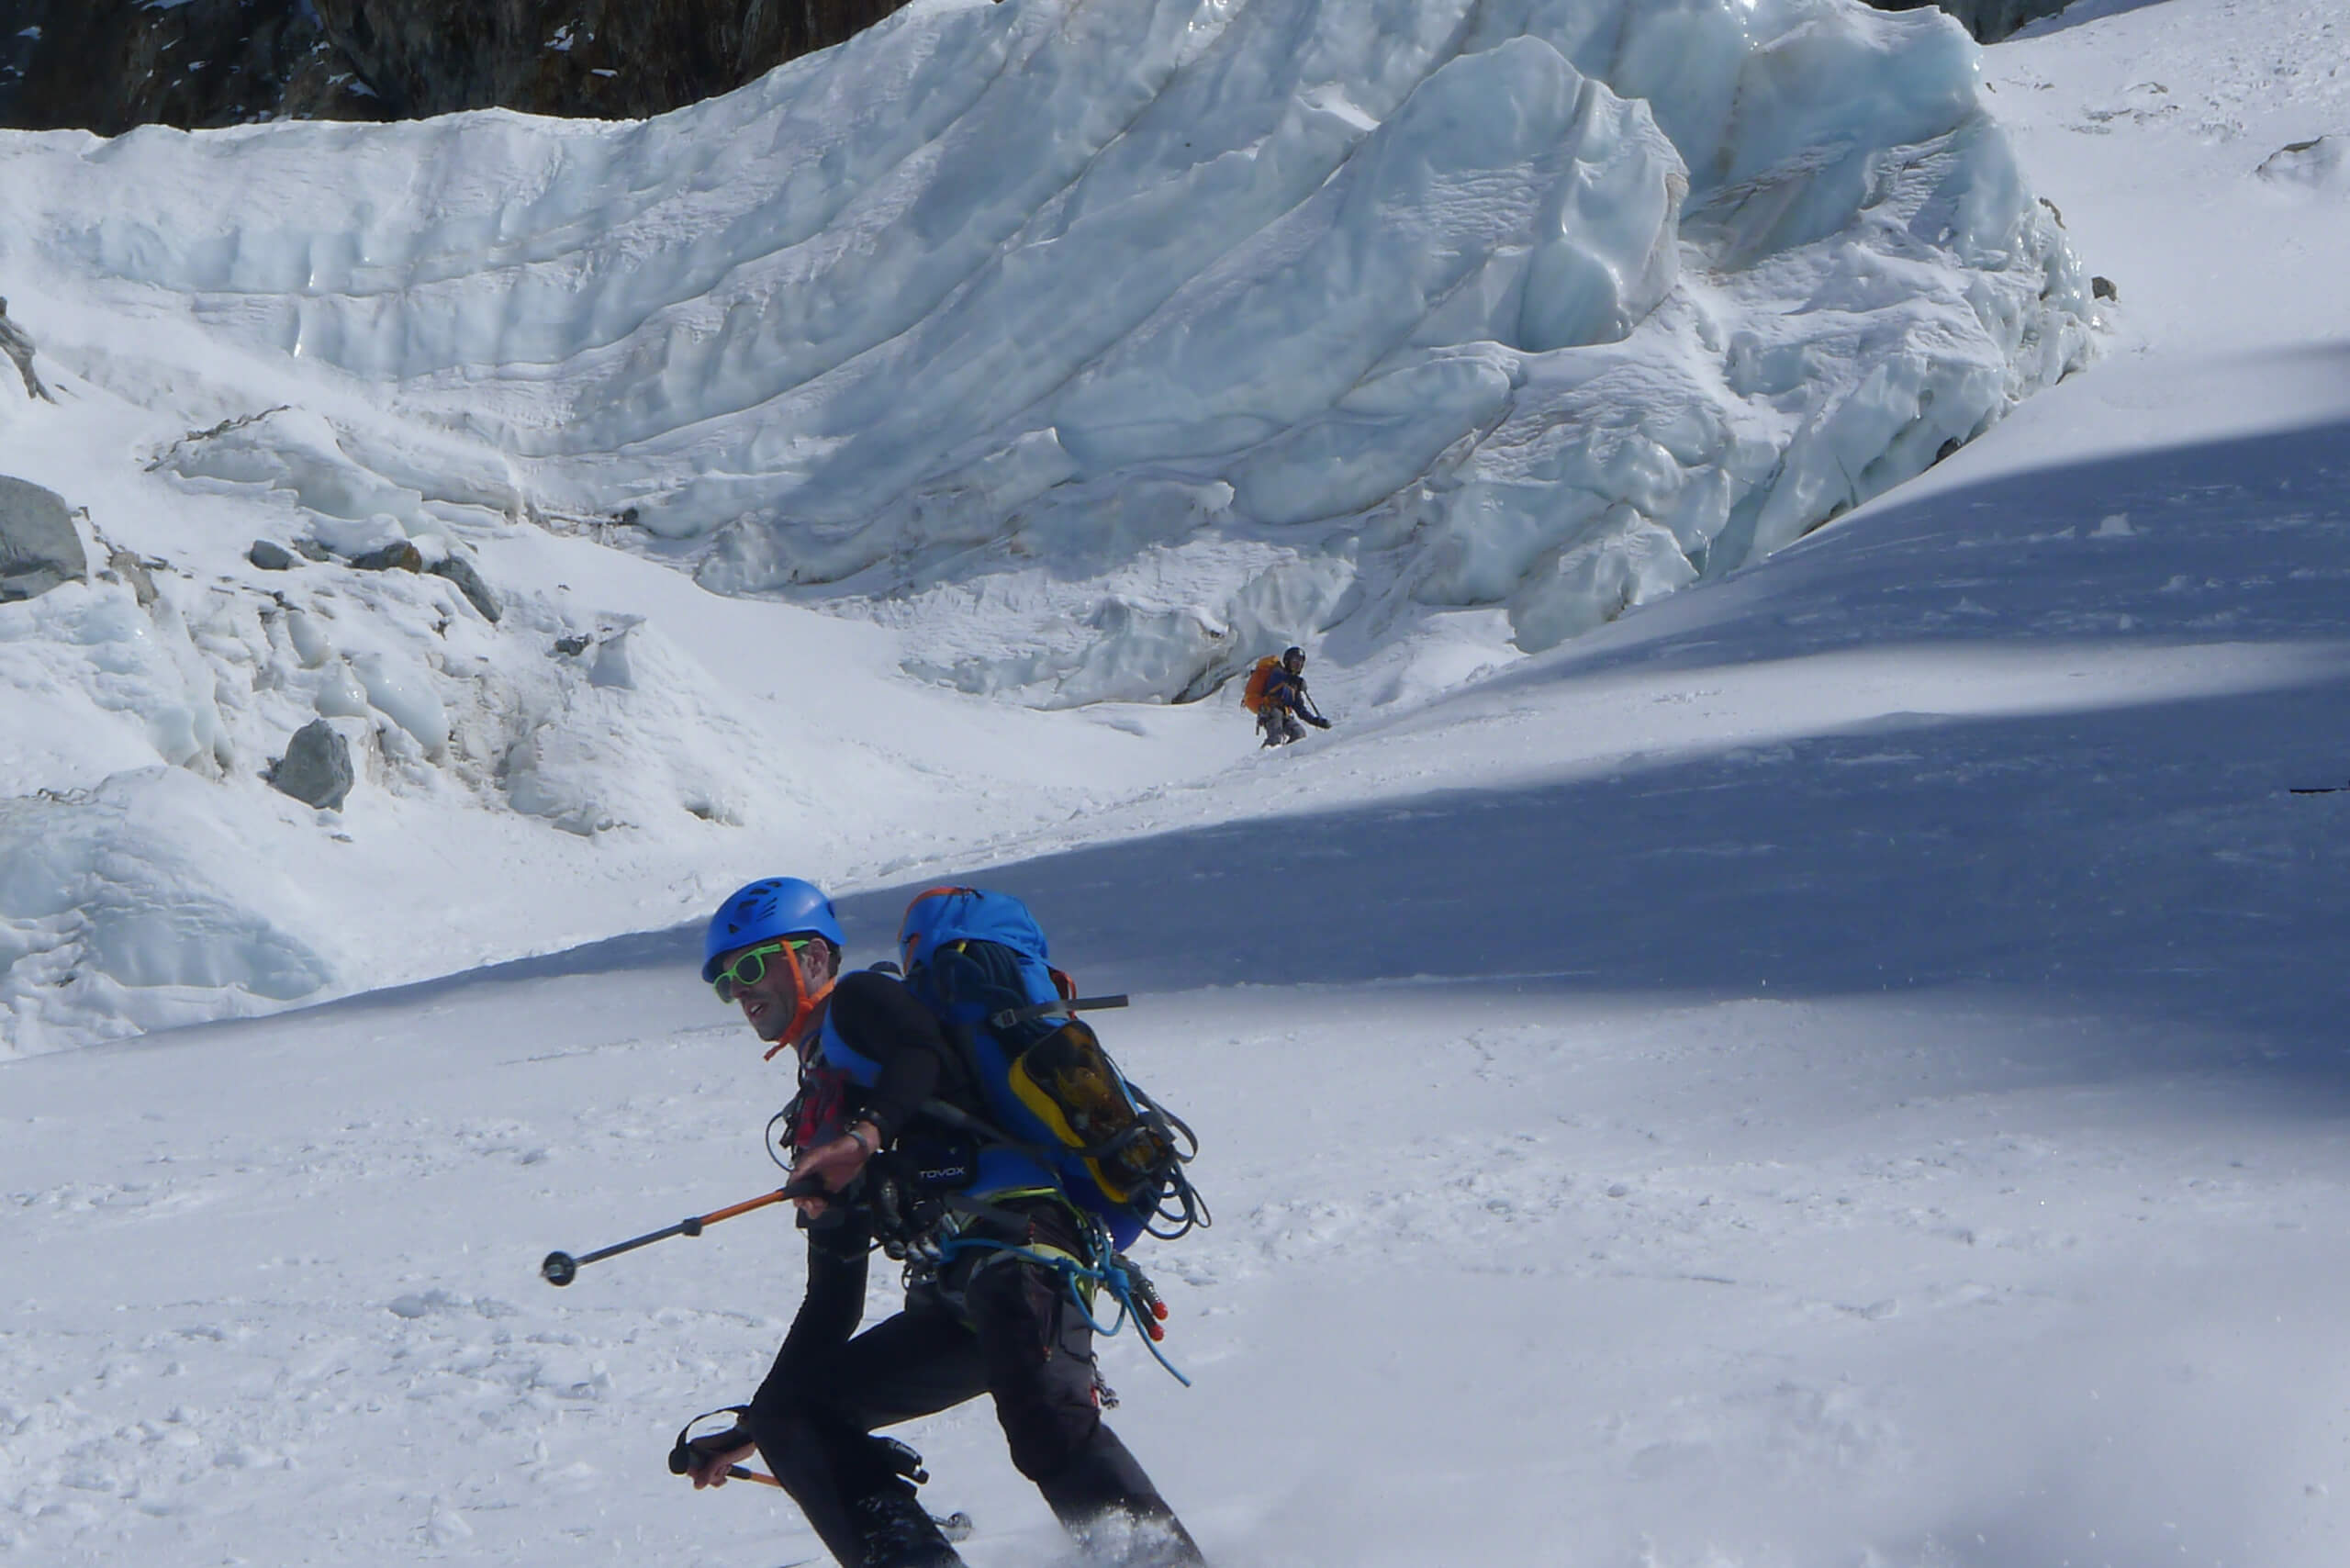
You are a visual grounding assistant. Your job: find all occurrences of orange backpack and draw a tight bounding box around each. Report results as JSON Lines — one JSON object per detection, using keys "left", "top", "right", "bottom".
{"left": 1240, "top": 655, "right": 1281, "bottom": 715}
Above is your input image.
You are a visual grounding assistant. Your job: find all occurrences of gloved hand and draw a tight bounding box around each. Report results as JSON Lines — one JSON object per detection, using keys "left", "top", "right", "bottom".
{"left": 789, "top": 1120, "right": 879, "bottom": 1219}
{"left": 1306, "top": 714, "right": 1332, "bottom": 730}
{"left": 683, "top": 1433, "right": 756, "bottom": 1489}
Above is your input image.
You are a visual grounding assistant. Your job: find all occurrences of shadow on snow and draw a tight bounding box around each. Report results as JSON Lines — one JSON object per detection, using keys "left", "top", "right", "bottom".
{"left": 135, "top": 417, "right": 2350, "bottom": 1109}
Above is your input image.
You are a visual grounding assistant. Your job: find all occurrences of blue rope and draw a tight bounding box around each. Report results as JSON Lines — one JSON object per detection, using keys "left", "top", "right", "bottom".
{"left": 934, "top": 1236, "right": 1192, "bottom": 1387}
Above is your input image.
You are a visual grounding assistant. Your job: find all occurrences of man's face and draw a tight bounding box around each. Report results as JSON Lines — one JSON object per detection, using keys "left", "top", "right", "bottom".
{"left": 718, "top": 939, "right": 830, "bottom": 1042}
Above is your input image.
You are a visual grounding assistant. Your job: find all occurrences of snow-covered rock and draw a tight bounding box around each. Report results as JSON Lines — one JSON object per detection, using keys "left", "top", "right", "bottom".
{"left": 2255, "top": 133, "right": 2349, "bottom": 195}
{"left": 0, "top": 474, "right": 83, "bottom": 601}
{"left": 265, "top": 717, "right": 355, "bottom": 810}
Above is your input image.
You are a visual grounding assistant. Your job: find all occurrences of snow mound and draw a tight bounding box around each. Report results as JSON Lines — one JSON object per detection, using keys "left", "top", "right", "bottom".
{"left": 0, "top": 769, "right": 333, "bottom": 1051}
{"left": 3, "top": 0, "right": 2088, "bottom": 704}
{"left": 0, "top": 501, "right": 857, "bottom": 1053}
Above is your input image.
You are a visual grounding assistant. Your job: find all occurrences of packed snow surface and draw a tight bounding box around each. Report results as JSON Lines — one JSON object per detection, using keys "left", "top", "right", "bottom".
{"left": 6, "top": 0, "right": 2350, "bottom": 1562}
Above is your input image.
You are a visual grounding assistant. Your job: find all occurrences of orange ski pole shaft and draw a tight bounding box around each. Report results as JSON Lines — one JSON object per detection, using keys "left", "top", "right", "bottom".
{"left": 543, "top": 1177, "right": 822, "bottom": 1285}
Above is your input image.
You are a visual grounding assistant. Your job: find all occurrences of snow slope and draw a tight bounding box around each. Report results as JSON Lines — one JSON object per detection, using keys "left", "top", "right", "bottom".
{"left": 9, "top": 316, "right": 2350, "bottom": 1560}
{"left": 6, "top": 0, "right": 2350, "bottom": 1563}
{"left": 0, "top": 0, "right": 2097, "bottom": 1054}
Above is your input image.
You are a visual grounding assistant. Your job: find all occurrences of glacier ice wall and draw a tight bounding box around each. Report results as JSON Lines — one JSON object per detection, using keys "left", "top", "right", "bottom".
{"left": 1, "top": 0, "right": 2089, "bottom": 703}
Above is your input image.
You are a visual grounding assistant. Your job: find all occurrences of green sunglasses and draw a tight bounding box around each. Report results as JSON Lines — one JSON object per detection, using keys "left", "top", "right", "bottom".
{"left": 711, "top": 938, "right": 812, "bottom": 1003}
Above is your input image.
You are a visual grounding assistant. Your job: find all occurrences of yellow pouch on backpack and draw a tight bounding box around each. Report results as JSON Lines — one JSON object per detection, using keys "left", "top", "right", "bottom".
{"left": 1007, "top": 1019, "right": 1170, "bottom": 1207}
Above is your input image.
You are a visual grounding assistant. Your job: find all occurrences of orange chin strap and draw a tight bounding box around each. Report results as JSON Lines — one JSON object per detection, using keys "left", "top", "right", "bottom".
{"left": 759, "top": 948, "right": 837, "bottom": 1063}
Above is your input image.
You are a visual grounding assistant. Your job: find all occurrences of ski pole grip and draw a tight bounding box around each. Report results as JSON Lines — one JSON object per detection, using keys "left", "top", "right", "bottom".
{"left": 667, "top": 1447, "right": 781, "bottom": 1489}
{"left": 670, "top": 1434, "right": 754, "bottom": 1474}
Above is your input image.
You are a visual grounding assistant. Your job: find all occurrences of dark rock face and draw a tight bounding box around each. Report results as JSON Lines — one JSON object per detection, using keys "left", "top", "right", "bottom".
{"left": 4, "top": 0, "right": 2064, "bottom": 135}
{"left": 0, "top": 0, "right": 382, "bottom": 135}
{"left": 317, "top": 0, "right": 917, "bottom": 120}
{"left": 1862, "top": 0, "right": 2076, "bottom": 44}
{"left": 268, "top": 719, "right": 355, "bottom": 811}
{"left": 0, "top": 475, "right": 85, "bottom": 604}
{"left": 2, "top": 0, "right": 912, "bottom": 132}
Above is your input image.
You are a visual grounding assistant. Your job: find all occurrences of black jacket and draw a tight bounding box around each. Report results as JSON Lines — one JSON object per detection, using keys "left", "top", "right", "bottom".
{"left": 821, "top": 969, "right": 979, "bottom": 1144}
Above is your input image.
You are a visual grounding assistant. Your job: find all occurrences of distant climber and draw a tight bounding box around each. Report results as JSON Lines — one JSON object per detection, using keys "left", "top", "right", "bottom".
{"left": 0, "top": 298, "right": 57, "bottom": 404}
{"left": 1239, "top": 646, "right": 1330, "bottom": 748}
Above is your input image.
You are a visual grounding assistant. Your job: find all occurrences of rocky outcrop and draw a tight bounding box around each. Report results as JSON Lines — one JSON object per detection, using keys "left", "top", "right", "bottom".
{"left": 3, "top": 0, "right": 2071, "bottom": 135}
{"left": 315, "top": 0, "right": 917, "bottom": 120}
{"left": 1862, "top": 0, "right": 2075, "bottom": 43}
{"left": 345, "top": 540, "right": 425, "bottom": 574}
{"left": 105, "top": 549, "right": 158, "bottom": 608}
{"left": 266, "top": 720, "right": 355, "bottom": 811}
{"left": 0, "top": 299, "right": 56, "bottom": 404}
{"left": 0, "top": 0, "right": 379, "bottom": 135}
{"left": 0, "top": 476, "right": 84, "bottom": 604}
{"left": 2, "top": 0, "right": 912, "bottom": 132}
{"left": 427, "top": 553, "right": 502, "bottom": 623}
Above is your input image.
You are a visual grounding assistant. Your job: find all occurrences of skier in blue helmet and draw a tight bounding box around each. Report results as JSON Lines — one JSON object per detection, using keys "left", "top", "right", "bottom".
{"left": 700, "top": 877, "right": 847, "bottom": 1058}
{"left": 685, "top": 878, "right": 1201, "bottom": 1568}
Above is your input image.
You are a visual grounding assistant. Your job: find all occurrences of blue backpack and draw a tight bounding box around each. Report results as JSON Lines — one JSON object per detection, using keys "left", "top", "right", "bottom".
{"left": 896, "top": 887, "right": 1206, "bottom": 1246}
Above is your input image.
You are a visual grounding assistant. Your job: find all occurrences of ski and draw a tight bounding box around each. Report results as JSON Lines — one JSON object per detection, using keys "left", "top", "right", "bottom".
{"left": 2289, "top": 784, "right": 2350, "bottom": 794}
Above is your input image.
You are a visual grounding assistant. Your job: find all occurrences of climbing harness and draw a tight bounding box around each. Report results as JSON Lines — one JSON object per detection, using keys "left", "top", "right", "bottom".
{"left": 905, "top": 1206, "right": 1191, "bottom": 1387}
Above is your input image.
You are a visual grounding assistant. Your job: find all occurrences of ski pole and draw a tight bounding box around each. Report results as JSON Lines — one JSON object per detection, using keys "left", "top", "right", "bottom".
{"left": 542, "top": 1178, "right": 823, "bottom": 1286}
{"left": 990, "top": 993, "right": 1129, "bottom": 1029}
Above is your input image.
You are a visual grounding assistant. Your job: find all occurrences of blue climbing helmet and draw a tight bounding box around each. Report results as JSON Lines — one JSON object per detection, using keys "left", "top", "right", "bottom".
{"left": 701, "top": 877, "right": 845, "bottom": 982}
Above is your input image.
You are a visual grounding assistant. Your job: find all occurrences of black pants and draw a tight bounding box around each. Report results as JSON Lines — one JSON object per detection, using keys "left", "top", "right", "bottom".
{"left": 747, "top": 1205, "right": 1200, "bottom": 1568}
